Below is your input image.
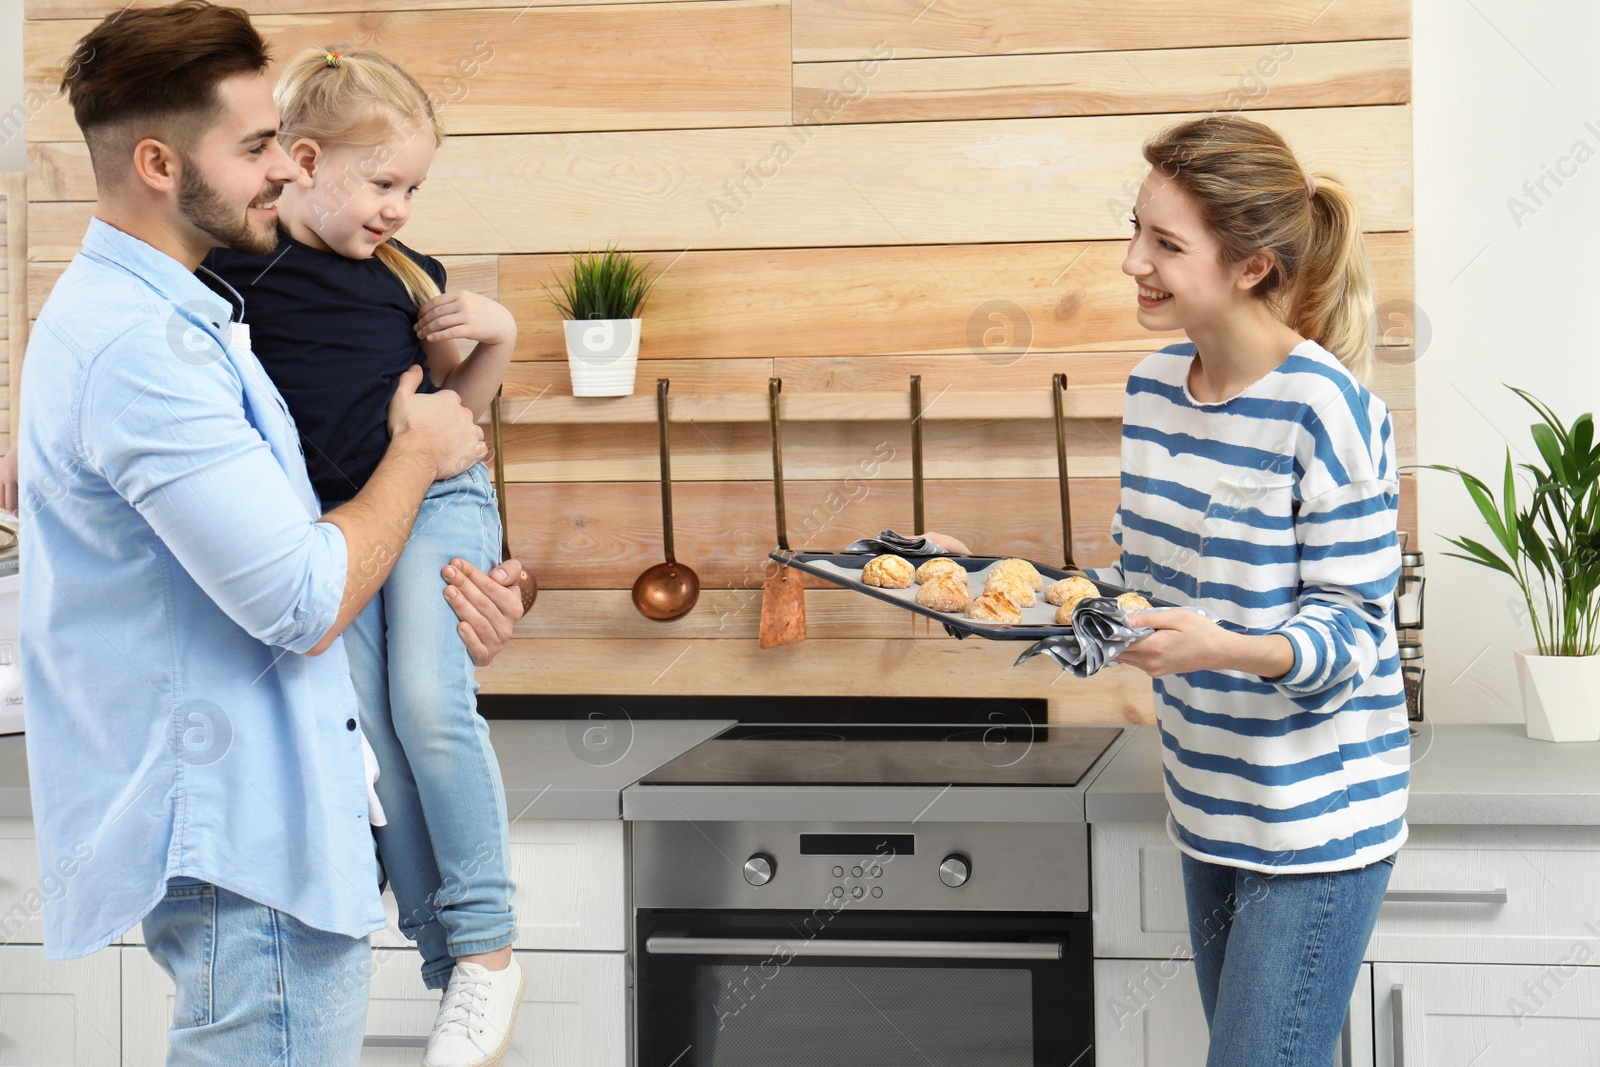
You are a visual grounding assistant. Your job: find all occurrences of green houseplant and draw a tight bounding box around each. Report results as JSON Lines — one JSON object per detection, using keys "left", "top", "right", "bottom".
{"left": 1424, "top": 387, "right": 1600, "bottom": 741}
{"left": 548, "top": 246, "right": 657, "bottom": 397}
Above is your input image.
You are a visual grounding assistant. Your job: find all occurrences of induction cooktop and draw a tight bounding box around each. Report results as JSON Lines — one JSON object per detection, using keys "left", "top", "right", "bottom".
{"left": 638, "top": 723, "right": 1123, "bottom": 787}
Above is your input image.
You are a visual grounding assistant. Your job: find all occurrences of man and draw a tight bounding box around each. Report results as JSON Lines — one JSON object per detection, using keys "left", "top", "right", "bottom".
{"left": 19, "top": 1, "right": 529, "bottom": 1059}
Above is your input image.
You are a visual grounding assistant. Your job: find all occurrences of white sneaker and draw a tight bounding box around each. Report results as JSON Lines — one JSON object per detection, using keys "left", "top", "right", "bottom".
{"left": 423, "top": 959, "right": 526, "bottom": 1067}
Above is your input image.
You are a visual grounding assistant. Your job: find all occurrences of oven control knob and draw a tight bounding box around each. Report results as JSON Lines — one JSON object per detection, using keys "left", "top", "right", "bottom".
{"left": 743, "top": 854, "right": 776, "bottom": 887}
{"left": 938, "top": 854, "right": 971, "bottom": 888}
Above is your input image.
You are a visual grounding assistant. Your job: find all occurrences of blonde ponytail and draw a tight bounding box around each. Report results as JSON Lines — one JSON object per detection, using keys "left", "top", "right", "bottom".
{"left": 1142, "top": 116, "right": 1377, "bottom": 382}
{"left": 275, "top": 46, "right": 444, "bottom": 306}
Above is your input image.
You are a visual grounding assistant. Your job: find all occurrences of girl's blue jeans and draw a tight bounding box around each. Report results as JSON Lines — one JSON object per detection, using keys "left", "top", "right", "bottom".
{"left": 336, "top": 463, "right": 517, "bottom": 990}
{"left": 1181, "top": 850, "right": 1395, "bottom": 1067}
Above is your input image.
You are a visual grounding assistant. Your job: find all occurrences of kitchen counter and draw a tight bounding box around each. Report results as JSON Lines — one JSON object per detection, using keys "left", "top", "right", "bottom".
{"left": 0, "top": 718, "right": 735, "bottom": 821}
{"left": 1086, "top": 722, "right": 1600, "bottom": 825}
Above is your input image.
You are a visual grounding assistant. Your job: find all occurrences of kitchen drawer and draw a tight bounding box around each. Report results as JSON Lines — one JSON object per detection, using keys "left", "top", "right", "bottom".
{"left": 0, "top": 944, "right": 121, "bottom": 1065}
{"left": 0, "top": 817, "right": 45, "bottom": 944}
{"left": 1368, "top": 824, "right": 1600, "bottom": 965}
{"left": 1095, "top": 958, "right": 1372, "bottom": 1067}
{"left": 1095, "top": 823, "right": 1600, "bottom": 966}
{"left": 371, "top": 818, "right": 626, "bottom": 952}
{"left": 122, "top": 946, "right": 627, "bottom": 1066}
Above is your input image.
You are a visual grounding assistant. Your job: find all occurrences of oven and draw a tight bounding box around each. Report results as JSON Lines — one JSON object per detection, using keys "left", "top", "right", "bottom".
{"left": 633, "top": 820, "right": 1097, "bottom": 1067}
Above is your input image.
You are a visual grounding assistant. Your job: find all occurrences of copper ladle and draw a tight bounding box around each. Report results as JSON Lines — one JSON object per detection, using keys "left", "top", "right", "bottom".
{"left": 631, "top": 378, "right": 700, "bottom": 619}
{"left": 489, "top": 391, "right": 538, "bottom": 613}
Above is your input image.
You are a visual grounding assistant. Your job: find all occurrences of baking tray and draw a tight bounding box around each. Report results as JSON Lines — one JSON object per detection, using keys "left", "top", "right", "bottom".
{"left": 769, "top": 550, "right": 1167, "bottom": 641}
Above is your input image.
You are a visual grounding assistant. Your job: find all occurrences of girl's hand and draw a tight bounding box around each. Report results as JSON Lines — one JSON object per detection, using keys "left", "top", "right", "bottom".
{"left": 1116, "top": 608, "right": 1295, "bottom": 681}
{"left": 0, "top": 445, "right": 17, "bottom": 515}
{"left": 415, "top": 290, "right": 517, "bottom": 348}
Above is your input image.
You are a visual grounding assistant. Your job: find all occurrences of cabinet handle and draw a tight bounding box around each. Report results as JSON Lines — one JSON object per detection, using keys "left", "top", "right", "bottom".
{"left": 645, "top": 935, "right": 1062, "bottom": 960}
{"left": 363, "top": 1035, "right": 429, "bottom": 1048}
{"left": 1383, "top": 888, "right": 1507, "bottom": 904}
{"left": 1391, "top": 983, "right": 1406, "bottom": 1067}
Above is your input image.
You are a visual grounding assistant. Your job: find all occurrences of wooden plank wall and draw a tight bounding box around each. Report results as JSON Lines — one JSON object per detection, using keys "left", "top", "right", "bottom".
{"left": 0, "top": 173, "right": 24, "bottom": 453}
{"left": 22, "top": 0, "right": 1415, "bottom": 723}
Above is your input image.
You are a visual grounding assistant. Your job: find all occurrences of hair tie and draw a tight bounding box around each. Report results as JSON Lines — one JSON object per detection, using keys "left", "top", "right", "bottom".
{"left": 324, "top": 50, "right": 341, "bottom": 68}
{"left": 1304, "top": 171, "right": 1317, "bottom": 198}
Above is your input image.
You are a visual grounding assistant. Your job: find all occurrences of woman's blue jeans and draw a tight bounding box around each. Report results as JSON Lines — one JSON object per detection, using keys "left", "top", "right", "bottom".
{"left": 337, "top": 464, "right": 517, "bottom": 990}
{"left": 1181, "top": 850, "right": 1395, "bottom": 1067}
{"left": 143, "top": 878, "right": 371, "bottom": 1064}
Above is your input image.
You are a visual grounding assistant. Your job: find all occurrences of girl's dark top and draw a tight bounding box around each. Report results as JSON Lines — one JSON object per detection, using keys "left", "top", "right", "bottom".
{"left": 203, "top": 228, "right": 446, "bottom": 504}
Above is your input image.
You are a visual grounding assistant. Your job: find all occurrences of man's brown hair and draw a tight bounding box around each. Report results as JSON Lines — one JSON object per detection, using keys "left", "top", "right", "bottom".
{"left": 62, "top": 1, "right": 271, "bottom": 187}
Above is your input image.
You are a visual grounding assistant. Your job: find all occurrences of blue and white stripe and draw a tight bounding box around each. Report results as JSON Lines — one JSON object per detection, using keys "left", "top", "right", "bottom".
{"left": 1090, "top": 341, "right": 1409, "bottom": 873}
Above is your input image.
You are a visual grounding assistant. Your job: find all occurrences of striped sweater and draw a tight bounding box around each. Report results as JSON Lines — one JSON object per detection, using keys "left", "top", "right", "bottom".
{"left": 1088, "top": 341, "right": 1410, "bottom": 873}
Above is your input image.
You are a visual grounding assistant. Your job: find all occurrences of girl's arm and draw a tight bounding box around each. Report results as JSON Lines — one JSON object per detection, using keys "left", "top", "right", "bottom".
{"left": 416, "top": 290, "right": 517, "bottom": 420}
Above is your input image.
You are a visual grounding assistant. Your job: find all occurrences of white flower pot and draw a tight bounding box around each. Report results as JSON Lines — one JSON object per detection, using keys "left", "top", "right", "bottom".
{"left": 1514, "top": 649, "right": 1600, "bottom": 743}
{"left": 564, "top": 318, "right": 641, "bottom": 397}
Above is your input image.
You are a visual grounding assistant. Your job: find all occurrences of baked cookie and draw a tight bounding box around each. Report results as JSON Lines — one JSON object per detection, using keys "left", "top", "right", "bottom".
{"left": 991, "top": 557, "right": 1043, "bottom": 591}
{"left": 915, "top": 572, "right": 972, "bottom": 612}
{"left": 915, "top": 556, "right": 967, "bottom": 584}
{"left": 965, "top": 591, "right": 1023, "bottom": 624}
{"left": 1044, "top": 575, "right": 1099, "bottom": 606}
{"left": 862, "top": 554, "right": 915, "bottom": 588}
{"left": 983, "top": 569, "right": 1037, "bottom": 608}
{"left": 1117, "top": 592, "right": 1152, "bottom": 612}
{"left": 1054, "top": 594, "right": 1093, "bottom": 625}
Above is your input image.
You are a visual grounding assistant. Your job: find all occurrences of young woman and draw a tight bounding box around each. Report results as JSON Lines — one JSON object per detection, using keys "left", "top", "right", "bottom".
{"left": 204, "top": 48, "right": 522, "bottom": 1066}
{"left": 1089, "top": 115, "right": 1409, "bottom": 1065}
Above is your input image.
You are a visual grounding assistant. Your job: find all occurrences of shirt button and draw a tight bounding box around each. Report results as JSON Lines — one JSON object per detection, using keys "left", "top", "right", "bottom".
{"left": 346, "top": 718, "right": 357, "bottom": 731}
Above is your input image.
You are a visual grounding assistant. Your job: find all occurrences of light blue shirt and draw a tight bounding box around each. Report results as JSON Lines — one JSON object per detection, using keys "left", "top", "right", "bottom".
{"left": 20, "top": 219, "right": 384, "bottom": 958}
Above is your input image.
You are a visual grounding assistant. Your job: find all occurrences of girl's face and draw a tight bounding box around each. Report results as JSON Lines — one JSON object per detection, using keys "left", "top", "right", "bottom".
{"left": 288, "top": 131, "right": 436, "bottom": 260}
{"left": 1121, "top": 172, "right": 1267, "bottom": 335}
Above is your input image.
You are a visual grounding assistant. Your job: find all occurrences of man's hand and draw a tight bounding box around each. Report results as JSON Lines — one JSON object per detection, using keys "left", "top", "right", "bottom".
{"left": 444, "top": 557, "right": 529, "bottom": 666}
{"left": 415, "top": 290, "right": 517, "bottom": 348}
{"left": 0, "top": 445, "right": 16, "bottom": 515}
{"left": 386, "top": 365, "right": 485, "bottom": 479}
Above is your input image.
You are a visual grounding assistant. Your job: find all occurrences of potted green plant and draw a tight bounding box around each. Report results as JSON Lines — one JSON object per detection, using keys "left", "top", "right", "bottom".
{"left": 1424, "top": 387, "right": 1600, "bottom": 742}
{"left": 547, "top": 246, "right": 657, "bottom": 397}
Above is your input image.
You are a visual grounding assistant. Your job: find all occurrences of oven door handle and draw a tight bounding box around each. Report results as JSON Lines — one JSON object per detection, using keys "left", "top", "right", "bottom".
{"left": 644, "top": 935, "right": 1063, "bottom": 961}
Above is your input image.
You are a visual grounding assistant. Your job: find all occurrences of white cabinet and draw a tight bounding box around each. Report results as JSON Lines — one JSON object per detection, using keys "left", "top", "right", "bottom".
{"left": 122, "top": 945, "right": 627, "bottom": 1066}
{"left": 1095, "top": 959, "right": 1372, "bottom": 1067}
{"left": 1374, "top": 962, "right": 1600, "bottom": 1066}
{"left": 0, "top": 818, "right": 47, "bottom": 945}
{"left": 0, "top": 945, "right": 120, "bottom": 1066}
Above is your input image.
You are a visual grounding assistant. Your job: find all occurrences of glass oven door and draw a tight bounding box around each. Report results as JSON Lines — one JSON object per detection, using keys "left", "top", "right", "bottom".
{"left": 636, "top": 910, "right": 1095, "bottom": 1067}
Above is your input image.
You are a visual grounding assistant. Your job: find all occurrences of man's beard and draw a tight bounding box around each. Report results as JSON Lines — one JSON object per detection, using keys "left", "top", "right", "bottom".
{"left": 178, "top": 158, "right": 282, "bottom": 257}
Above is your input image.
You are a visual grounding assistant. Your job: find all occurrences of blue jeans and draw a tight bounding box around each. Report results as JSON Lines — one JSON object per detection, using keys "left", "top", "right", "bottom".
{"left": 1181, "top": 851, "right": 1395, "bottom": 1067}
{"left": 143, "top": 878, "right": 371, "bottom": 1065}
{"left": 338, "top": 464, "right": 517, "bottom": 990}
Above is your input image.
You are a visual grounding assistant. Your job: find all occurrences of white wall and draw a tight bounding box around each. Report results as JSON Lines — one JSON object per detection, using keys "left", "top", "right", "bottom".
{"left": 1413, "top": 0, "right": 1600, "bottom": 721}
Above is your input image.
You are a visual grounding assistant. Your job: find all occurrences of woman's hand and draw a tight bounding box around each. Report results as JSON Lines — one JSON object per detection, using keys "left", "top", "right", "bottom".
{"left": 415, "top": 290, "right": 517, "bottom": 347}
{"left": 919, "top": 531, "right": 972, "bottom": 555}
{"left": 443, "top": 557, "right": 529, "bottom": 666}
{"left": 1116, "top": 609, "right": 1294, "bottom": 680}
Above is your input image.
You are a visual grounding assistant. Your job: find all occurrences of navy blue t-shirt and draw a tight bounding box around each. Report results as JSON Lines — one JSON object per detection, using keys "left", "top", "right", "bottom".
{"left": 203, "top": 228, "right": 445, "bottom": 503}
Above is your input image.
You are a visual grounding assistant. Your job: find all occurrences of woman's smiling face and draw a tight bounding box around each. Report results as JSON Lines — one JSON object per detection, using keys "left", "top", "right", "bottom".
{"left": 1122, "top": 171, "right": 1256, "bottom": 334}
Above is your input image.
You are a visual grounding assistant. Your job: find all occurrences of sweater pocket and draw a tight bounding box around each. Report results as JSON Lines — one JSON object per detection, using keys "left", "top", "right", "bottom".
{"left": 1197, "top": 473, "right": 1299, "bottom": 622}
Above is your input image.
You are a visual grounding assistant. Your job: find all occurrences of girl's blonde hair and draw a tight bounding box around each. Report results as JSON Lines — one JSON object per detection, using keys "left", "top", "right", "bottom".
{"left": 1142, "top": 115, "right": 1376, "bottom": 382}
{"left": 275, "top": 46, "right": 443, "bottom": 307}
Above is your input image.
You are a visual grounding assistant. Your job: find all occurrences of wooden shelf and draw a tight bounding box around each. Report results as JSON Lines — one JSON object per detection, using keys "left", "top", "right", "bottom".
{"left": 493, "top": 386, "right": 1124, "bottom": 425}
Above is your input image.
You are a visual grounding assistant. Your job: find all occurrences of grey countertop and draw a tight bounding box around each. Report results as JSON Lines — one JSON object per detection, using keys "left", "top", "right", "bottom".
{"left": 1086, "top": 723, "right": 1600, "bottom": 825}
{"left": 0, "top": 719, "right": 735, "bottom": 822}
{"left": 3, "top": 720, "right": 1595, "bottom": 826}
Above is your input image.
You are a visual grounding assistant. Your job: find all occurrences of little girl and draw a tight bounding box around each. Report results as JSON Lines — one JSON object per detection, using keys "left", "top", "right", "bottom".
{"left": 205, "top": 48, "right": 523, "bottom": 1066}
{"left": 1089, "top": 115, "right": 1408, "bottom": 1066}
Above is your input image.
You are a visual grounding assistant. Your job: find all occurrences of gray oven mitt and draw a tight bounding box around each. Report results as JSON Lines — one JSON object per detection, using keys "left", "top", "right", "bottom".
{"left": 1012, "top": 596, "right": 1158, "bottom": 678}
{"left": 844, "top": 529, "right": 950, "bottom": 556}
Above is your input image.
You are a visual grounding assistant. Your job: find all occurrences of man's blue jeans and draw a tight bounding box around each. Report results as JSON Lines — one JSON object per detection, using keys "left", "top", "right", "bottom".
{"left": 1182, "top": 850, "right": 1395, "bottom": 1067}
{"left": 339, "top": 463, "right": 517, "bottom": 990}
{"left": 143, "top": 878, "right": 371, "bottom": 1064}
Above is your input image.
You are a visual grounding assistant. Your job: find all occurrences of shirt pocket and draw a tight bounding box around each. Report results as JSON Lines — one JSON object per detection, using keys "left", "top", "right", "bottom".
{"left": 1197, "top": 472, "right": 1299, "bottom": 614}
